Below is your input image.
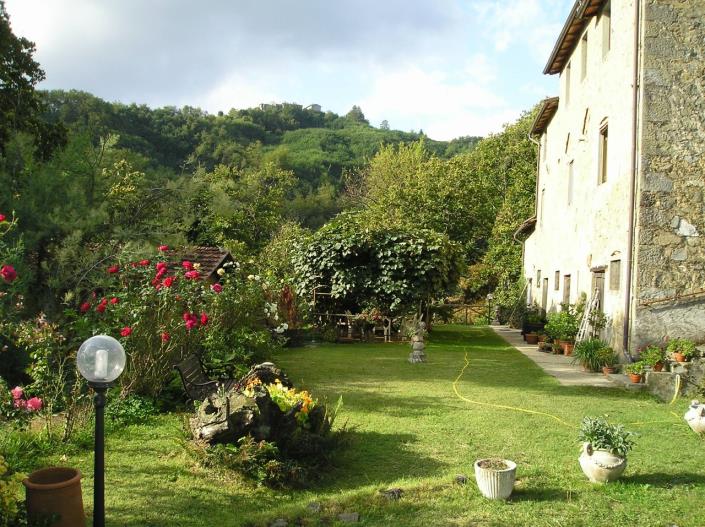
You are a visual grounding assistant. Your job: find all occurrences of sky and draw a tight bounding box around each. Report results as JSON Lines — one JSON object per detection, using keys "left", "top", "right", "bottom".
{"left": 4, "top": 0, "right": 575, "bottom": 141}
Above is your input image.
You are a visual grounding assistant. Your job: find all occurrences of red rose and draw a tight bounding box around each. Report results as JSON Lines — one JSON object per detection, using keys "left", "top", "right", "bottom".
{"left": 184, "top": 270, "right": 200, "bottom": 280}
{"left": 156, "top": 261, "right": 167, "bottom": 270}
{"left": 182, "top": 261, "right": 193, "bottom": 271}
{"left": 155, "top": 267, "right": 167, "bottom": 279}
{"left": 0, "top": 214, "right": 6, "bottom": 222}
{"left": 1, "top": 265, "right": 17, "bottom": 283}
{"left": 80, "top": 302, "right": 91, "bottom": 313}
{"left": 163, "top": 276, "right": 176, "bottom": 288}
{"left": 200, "top": 312, "right": 209, "bottom": 326}
{"left": 139, "top": 259, "right": 150, "bottom": 266}
{"left": 107, "top": 265, "right": 120, "bottom": 274}
{"left": 211, "top": 283, "right": 223, "bottom": 294}
{"left": 158, "top": 245, "right": 169, "bottom": 252}
{"left": 96, "top": 303, "right": 106, "bottom": 313}
{"left": 110, "top": 297, "right": 119, "bottom": 304}
{"left": 161, "top": 332, "right": 170, "bottom": 342}
{"left": 120, "top": 326, "right": 132, "bottom": 337}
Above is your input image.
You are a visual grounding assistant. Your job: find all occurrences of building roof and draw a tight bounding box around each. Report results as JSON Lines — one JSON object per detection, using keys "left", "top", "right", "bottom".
{"left": 530, "top": 97, "right": 560, "bottom": 136}
{"left": 170, "top": 246, "right": 232, "bottom": 279}
{"left": 513, "top": 216, "right": 537, "bottom": 241}
{"left": 543, "top": 0, "right": 607, "bottom": 75}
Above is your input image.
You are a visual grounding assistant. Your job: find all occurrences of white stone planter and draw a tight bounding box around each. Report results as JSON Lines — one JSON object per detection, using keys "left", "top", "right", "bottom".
{"left": 578, "top": 443, "right": 626, "bottom": 483}
{"left": 684, "top": 400, "right": 705, "bottom": 434}
{"left": 474, "top": 459, "right": 516, "bottom": 500}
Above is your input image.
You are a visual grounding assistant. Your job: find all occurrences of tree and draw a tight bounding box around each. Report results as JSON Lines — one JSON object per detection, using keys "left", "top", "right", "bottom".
{"left": 344, "top": 105, "right": 369, "bottom": 125}
{"left": 379, "top": 120, "right": 390, "bottom": 130}
{"left": 293, "top": 212, "right": 463, "bottom": 316}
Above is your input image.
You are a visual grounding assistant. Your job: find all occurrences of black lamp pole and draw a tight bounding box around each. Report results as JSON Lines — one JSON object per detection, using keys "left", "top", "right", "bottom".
{"left": 90, "top": 383, "right": 109, "bottom": 527}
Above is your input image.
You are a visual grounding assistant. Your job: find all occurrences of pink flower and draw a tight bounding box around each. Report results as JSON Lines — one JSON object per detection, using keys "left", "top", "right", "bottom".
{"left": 0, "top": 214, "right": 6, "bottom": 222}
{"left": 158, "top": 245, "right": 169, "bottom": 252}
{"left": 183, "top": 312, "right": 198, "bottom": 330}
{"left": 139, "top": 259, "right": 150, "bottom": 266}
{"left": 11, "top": 386, "right": 23, "bottom": 400}
{"left": 26, "top": 397, "right": 43, "bottom": 412}
{"left": 120, "top": 326, "right": 132, "bottom": 337}
{"left": 13, "top": 398, "right": 26, "bottom": 409}
{"left": 200, "top": 313, "right": 209, "bottom": 326}
{"left": 107, "top": 265, "right": 120, "bottom": 274}
{"left": 96, "top": 303, "right": 106, "bottom": 313}
{"left": 163, "top": 276, "right": 176, "bottom": 288}
{"left": 1, "top": 265, "right": 17, "bottom": 283}
{"left": 110, "top": 297, "right": 119, "bottom": 305}
{"left": 80, "top": 302, "right": 91, "bottom": 313}
{"left": 184, "top": 270, "right": 200, "bottom": 280}
{"left": 156, "top": 261, "right": 167, "bottom": 271}
{"left": 211, "top": 283, "right": 223, "bottom": 294}
{"left": 182, "top": 260, "right": 194, "bottom": 271}
{"left": 155, "top": 268, "right": 167, "bottom": 281}
{"left": 161, "top": 332, "right": 170, "bottom": 342}
{"left": 185, "top": 319, "right": 198, "bottom": 330}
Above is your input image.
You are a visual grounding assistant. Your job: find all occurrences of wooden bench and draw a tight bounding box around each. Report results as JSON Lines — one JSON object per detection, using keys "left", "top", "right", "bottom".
{"left": 173, "top": 354, "right": 237, "bottom": 401}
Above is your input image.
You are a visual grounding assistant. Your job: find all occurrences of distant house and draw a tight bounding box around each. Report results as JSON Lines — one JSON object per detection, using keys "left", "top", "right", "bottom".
{"left": 305, "top": 104, "right": 322, "bottom": 113}
{"left": 518, "top": 0, "right": 705, "bottom": 354}
{"left": 169, "top": 247, "right": 233, "bottom": 282}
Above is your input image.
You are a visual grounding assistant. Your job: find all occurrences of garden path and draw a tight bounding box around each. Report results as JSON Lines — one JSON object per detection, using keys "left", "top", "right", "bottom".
{"left": 490, "top": 325, "right": 615, "bottom": 388}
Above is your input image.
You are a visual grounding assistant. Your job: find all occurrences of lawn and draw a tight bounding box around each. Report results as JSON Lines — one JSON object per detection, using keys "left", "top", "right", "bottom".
{"left": 10, "top": 325, "right": 705, "bottom": 526}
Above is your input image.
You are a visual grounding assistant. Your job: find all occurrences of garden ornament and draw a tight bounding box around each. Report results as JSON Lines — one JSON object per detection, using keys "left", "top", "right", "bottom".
{"left": 684, "top": 400, "right": 705, "bottom": 435}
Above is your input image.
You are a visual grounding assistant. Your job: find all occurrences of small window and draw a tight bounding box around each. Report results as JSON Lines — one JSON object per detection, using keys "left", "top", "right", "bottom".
{"left": 601, "top": 1, "right": 611, "bottom": 57}
{"left": 568, "top": 161, "right": 574, "bottom": 205}
{"left": 582, "top": 108, "right": 590, "bottom": 135}
{"left": 610, "top": 260, "right": 621, "bottom": 290}
{"left": 598, "top": 122, "right": 608, "bottom": 184}
{"left": 564, "top": 62, "right": 572, "bottom": 105}
{"left": 563, "top": 275, "right": 571, "bottom": 305}
{"left": 565, "top": 133, "right": 571, "bottom": 154}
{"left": 537, "top": 270, "right": 542, "bottom": 285}
{"left": 554, "top": 271, "right": 560, "bottom": 291}
{"left": 539, "top": 188, "right": 545, "bottom": 226}
{"left": 581, "top": 32, "right": 588, "bottom": 80}
{"left": 527, "top": 278, "right": 533, "bottom": 304}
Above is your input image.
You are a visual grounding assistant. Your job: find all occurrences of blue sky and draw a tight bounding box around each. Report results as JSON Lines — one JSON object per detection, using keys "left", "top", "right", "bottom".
{"left": 5, "top": 0, "right": 574, "bottom": 140}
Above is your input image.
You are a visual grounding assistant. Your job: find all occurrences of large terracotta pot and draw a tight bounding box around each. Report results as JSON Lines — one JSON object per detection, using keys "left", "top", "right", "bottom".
{"left": 628, "top": 373, "right": 642, "bottom": 384}
{"left": 579, "top": 443, "right": 626, "bottom": 483}
{"left": 23, "top": 467, "right": 85, "bottom": 527}
{"left": 673, "top": 352, "right": 687, "bottom": 363}
{"left": 562, "top": 341, "right": 574, "bottom": 356}
{"left": 525, "top": 333, "right": 539, "bottom": 345}
{"left": 474, "top": 459, "right": 516, "bottom": 500}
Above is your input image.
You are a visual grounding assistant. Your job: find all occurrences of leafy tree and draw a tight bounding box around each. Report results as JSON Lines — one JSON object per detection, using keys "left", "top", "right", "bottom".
{"left": 344, "top": 105, "right": 369, "bottom": 125}
{"left": 293, "top": 212, "right": 463, "bottom": 315}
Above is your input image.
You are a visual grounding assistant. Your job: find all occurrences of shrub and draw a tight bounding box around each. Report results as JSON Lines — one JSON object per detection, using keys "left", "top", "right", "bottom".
{"left": 106, "top": 395, "right": 157, "bottom": 426}
{"left": 578, "top": 416, "right": 636, "bottom": 458}
{"left": 596, "top": 346, "right": 617, "bottom": 368}
{"left": 544, "top": 309, "right": 579, "bottom": 341}
{"left": 625, "top": 361, "right": 646, "bottom": 375}
{"left": 0, "top": 454, "right": 25, "bottom": 527}
{"left": 572, "top": 339, "right": 607, "bottom": 372}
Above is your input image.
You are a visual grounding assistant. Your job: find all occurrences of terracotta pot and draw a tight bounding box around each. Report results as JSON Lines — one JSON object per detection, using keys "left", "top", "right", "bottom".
{"left": 562, "top": 341, "right": 574, "bottom": 356}
{"left": 628, "top": 373, "right": 642, "bottom": 384}
{"left": 673, "top": 352, "right": 687, "bottom": 363}
{"left": 602, "top": 366, "right": 616, "bottom": 376}
{"left": 525, "top": 333, "right": 539, "bottom": 345}
{"left": 653, "top": 362, "right": 664, "bottom": 372}
{"left": 553, "top": 345, "right": 563, "bottom": 355}
{"left": 23, "top": 467, "right": 85, "bottom": 527}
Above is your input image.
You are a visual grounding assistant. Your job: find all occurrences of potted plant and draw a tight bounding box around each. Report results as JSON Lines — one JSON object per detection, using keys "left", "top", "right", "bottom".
{"left": 640, "top": 345, "right": 666, "bottom": 372}
{"left": 525, "top": 332, "right": 539, "bottom": 345}
{"left": 572, "top": 338, "right": 607, "bottom": 372}
{"left": 666, "top": 338, "right": 696, "bottom": 363}
{"left": 545, "top": 309, "right": 579, "bottom": 355}
{"left": 597, "top": 346, "right": 617, "bottom": 375}
{"left": 522, "top": 308, "right": 544, "bottom": 340}
{"left": 474, "top": 458, "right": 517, "bottom": 500}
{"left": 577, "top": 416, "right": 635, "bottom": 483}
{"left": 552, "top": 341, "right": 563, "bottom": 355}
{"left": 625, "top": 361, "right": 646, "bottom": 383}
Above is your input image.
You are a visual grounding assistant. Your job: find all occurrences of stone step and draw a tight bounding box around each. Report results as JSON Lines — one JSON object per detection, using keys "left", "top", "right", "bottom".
{"left": 605, "top": 373, "right": 647, "bottom": 391}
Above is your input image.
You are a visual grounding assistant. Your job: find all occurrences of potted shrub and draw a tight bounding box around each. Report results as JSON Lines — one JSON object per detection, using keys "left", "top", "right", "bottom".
{"left": 572, "top": 338, "right": 607, "bottom": 372}
{"left": 474, "top": 458, "right": 517, "bottom": 500}
{"left": 597, "top": 346, "right": 617, "bottom": 375}
{"left": 545, "top": 309, "right": 579, "bottom": 355}
{"left": 577, "top": 416, "right": 635, "bottom": 483}
{"left": 666, "top": 338, "right": 696, "bottom": 363}
{"left": 522, "top": 308, "right": 544, "bottom": 340}
{"left": 625, "top": 361, "right": 646, "bottom": 383}
{"left": 640, "top": 345, "right": 666, "bottom": 372}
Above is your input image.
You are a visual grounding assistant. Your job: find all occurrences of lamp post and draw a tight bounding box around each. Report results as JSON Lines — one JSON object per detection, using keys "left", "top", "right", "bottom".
{"left": 486, "top": 294, "right": 494, "bottom": 325}
{"left": 76, "top": 335, "right": 126, "bottom": 527}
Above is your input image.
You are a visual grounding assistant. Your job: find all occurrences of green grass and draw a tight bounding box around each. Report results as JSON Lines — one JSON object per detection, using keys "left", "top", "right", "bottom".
{"left": 7, "top": 325, "right": 705, "bottom": 526}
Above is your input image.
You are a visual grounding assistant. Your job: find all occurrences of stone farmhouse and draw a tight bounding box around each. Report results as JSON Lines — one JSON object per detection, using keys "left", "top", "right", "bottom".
{"left": 519, "top": 0, "right": 705, "bottom": 355}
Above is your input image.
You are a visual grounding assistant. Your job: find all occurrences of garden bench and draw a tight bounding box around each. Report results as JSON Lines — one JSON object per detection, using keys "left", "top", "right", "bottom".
{"left": 173, "top": 354, "right": 237, "bottom": 401}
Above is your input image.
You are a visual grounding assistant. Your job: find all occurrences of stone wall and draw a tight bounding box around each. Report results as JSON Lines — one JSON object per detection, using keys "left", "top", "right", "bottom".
{"left": 633, "top": 0, "right": 705, "bottom": 347}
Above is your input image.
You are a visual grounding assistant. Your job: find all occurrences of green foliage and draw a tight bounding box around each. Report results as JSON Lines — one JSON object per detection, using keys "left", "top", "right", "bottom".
{"left": 639, "top": 345, "right": 666, "bottom": 367}
{"left": 595, "top": 346, "right": 617, "bottom": 368}
{"left": 666, "top": 338, "right": 696, "bottom": 359}
{"left": 624, "top": 361, "right": 646, "bottom": 375}
{"left": 544, "top": 308, "right": 580, "bottom": 341}
{"left": 106, "top": 395, "right": 157, "bottom": 426}
{"left": 293, "top": 212, "right": 463, "bottom": 315}
{"left": 0, "top": 454, "right": 25, "bottom": 527}
{"left": 572, "top": 339, "right": 608, "bottom": 372}
{"left": 578, "top": 416, "right": 636, "bottom": 458}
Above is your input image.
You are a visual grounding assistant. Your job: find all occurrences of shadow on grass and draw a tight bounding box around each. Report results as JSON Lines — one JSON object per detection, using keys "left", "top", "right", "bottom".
{"left": 621, "top": 472, "right": 705, "bottom": 488}
{"left": 510, "top": 487, "right": 571, "bottom": 502}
